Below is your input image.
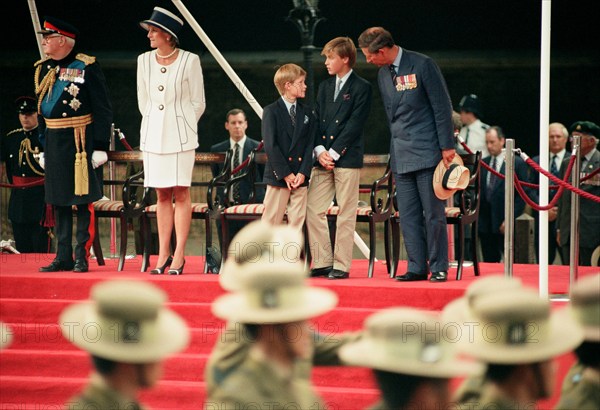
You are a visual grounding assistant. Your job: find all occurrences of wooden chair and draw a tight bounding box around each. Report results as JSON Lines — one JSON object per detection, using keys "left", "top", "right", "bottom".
{"left": 88, "top": 165, "right": 151, "bottom": 271}
{"left": 219, "top": 150, "right": 269, "bottom": 261}
{"left": 388, "top": 151, "right": 482, "bottom": 280}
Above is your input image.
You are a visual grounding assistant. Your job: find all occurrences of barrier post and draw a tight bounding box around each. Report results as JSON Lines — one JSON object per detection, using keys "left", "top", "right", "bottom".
{"left": 504, "top": 139, "right": 515, "bottom": 277}
{"left": 569, "top": 135, "right": 581, "bottom": 289}
{"left": 108, "top": 124, "right": 117, "bottom": 257}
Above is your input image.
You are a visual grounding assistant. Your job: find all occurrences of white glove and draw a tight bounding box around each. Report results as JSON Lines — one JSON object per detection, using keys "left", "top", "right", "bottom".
{"left": 38, "top": 152, "right": 45, "bottom": 169}
{"left": 91, "top": 150, "right": 108, "bottom": 169}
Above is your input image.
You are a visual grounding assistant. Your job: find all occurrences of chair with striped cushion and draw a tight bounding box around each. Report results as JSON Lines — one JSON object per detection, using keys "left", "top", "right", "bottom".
{"left": 88, "top": 169, "right": 151, "bottom": 271}
{"left": 388, "top": 151, "right": 482, "bottom": 280}
{"left": 219, "top": 150, "right": 269, "bottom": 261}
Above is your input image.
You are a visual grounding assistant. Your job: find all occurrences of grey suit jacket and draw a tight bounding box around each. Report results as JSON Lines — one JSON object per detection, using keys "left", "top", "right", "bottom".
{"left": 377, "top": 49, "right": 454, "bottom": 175}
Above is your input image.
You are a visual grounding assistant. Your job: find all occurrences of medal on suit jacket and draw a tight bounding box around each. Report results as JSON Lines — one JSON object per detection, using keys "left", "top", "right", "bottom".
{"left": 396, "top": 74, "right": 417, "bottom": 91}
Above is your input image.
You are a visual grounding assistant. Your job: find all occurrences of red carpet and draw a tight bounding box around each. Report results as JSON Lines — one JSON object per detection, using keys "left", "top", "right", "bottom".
{"left": 1, "top": 253, "right": 598, "bottom": 409}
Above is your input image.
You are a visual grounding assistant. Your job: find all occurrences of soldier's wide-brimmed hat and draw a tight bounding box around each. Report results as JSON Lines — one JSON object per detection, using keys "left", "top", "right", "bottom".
{"left": 14, "top": 96, "right": 37, "bottom": 114}
{"left": 457, "top": 288, "right": 584, "bottom": 364}
{"left": 212, "top": 269, "right": 337, "bottom": 324}
{"left": 569, "top": 273, "right": 600, "bottom": 342}
{"left": 458, "top": 94, "right": 483, "bottom": 118}
{"left": 219, "top": 220, "right": 307, "bottom": 291}
{"left": 0, "top": 321, "right": 13, "bottom": 350}
{"left": 37, "top": 16, "right": 79, "bottom": 39}
{"left": 433, "top": 155, "right": 470, "bottom": 200}
{"left": 140, "top": 7, "right": 184, "bottom": 43}
{"left": 59, "top": 279, "right": 190, "bottom": 363}
{"left": 442, "top": 275, "right": 523, "bottom": 323}
{"left": 339, "top": 307, "right": 484, "bottom": 378}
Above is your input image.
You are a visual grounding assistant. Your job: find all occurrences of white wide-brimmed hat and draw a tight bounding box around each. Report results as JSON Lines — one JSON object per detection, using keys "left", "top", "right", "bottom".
{"left": 0, "top": 321, "right": 13, "bottom": 350}
{"left": 59, "top": 279, "right": 190, "bottom": 363}
{"left": 569, "top": 273, "right": 600, "bottom": 342}
{"left": 458, "top": 288, "right": 584, "bottom": 364}
{"left": 433, "top": 155, "right": 470, "bottom": 200}
{"left": 212, "top": 269, "right": 337, "bottom": 324}
{"left": 339, "top": 307, "right": 484, "bottom": 378}
{"left": 219, "top": 220, "right": 306, "bottom": 292}
{"left": 442, "top": 275, "right": 523, "bottom": 323}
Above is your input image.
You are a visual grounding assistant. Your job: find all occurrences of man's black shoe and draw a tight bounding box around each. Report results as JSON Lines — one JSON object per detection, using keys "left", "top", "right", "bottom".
{"left": 73, "top": 259, "right": 89, "bottom": 273}
{"left": 39, "top": 259, "right": 74, "bottom": 272}
{"left": 328, "top": 269, "right": 349, "bottom": 279}
{"left": 310, "top": 266, "right": 333, "bottom": 277}
{"left": 430, "top": 271, "right": 448, "bottom": 282}
{"left": 395, "top": 272, "right": 428, "bottom": 282}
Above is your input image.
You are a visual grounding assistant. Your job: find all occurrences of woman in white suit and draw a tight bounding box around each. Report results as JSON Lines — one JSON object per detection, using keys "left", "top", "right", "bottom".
{"left": 137, "top": 7, "right": 206, "bottom": 275}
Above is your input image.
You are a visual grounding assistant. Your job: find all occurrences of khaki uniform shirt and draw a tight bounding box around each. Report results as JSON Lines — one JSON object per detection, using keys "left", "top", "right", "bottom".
{"left": 205, "top": 347, "right": 323, "bottom": 410}
{"left": 204, "top": 321, "right": 362, "bottom": 397}
{"left": 555, "top": 362, "right": 600, "bottom": 410}
{"left": 64, "top": 373, "right": 147, "bottom": 410}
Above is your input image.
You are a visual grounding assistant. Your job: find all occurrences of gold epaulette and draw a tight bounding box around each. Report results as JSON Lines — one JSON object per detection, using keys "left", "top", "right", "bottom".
{"left": 34, "top": 56, "right": 50, "bottom": 67}
{"left": 76, "top": 53, "right": 96, "bottom": 65}
{"left": 6, "top": 128, "right": 25, "bottom": 136}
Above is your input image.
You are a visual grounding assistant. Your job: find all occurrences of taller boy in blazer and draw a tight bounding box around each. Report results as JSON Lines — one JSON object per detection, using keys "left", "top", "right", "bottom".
{"left": 306, "top": 37, "right": 372, "bottom": 279}
{"left": 261, "top": 64, "right": 316, "bottom": 234}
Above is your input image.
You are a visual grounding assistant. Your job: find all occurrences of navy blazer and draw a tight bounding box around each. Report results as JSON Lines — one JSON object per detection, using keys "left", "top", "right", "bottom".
{"left": 313, "top": 72, "right": 372, "bottom": 168}
{"left": 261, "top": 98, "right": 316, "bottom": 187}
{"left": 210, "top": 137, "right": 265, "bottom": 203}
{"left": 478, "top": 156, "right": 528, "bottom": 235}
{"left": 377, "top": 49, "right": 454, "bottom": 175}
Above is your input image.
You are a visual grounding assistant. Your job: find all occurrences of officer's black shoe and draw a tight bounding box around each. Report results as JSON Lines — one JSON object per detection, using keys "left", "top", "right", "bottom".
{"left": 310, "top": 266, "right": 333, "bottom": 277}
{"left": 39, "top": 259, "right": 74, "bottom": 272}
{"left": 73, "top": 259, "right": 89, "bottom": 273}
{"left": 328, "top": 269, "right": 349, "bottom": 279}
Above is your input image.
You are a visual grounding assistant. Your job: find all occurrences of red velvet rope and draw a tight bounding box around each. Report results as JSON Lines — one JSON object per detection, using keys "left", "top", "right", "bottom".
{"left": 231, "top": 141, "right": 264, "bottom": 175}
{"left": 458, "top": 139, "right": 600, "bottom": 210}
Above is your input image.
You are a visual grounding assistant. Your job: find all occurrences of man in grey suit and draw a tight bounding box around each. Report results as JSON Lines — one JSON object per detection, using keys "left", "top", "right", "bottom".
{"left": 358, "top": 27, "right": 456, "bottom": 282}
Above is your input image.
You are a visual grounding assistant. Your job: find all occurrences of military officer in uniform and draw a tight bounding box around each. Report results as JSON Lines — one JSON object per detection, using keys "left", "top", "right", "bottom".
{"left": 34, "top": 17, "right": 113, "bottom": 273}
{"left": 1, "top": 96, "right": 49, "bottom": 252}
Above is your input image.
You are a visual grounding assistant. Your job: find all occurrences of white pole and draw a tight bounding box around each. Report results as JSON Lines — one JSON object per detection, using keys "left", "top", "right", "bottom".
{"left": 27, "top": 0, "right": 45, "bottom": 59}
{"left": 171, "top": 0, "right": 263, "bottom": 119}
{"left": 171, "top": 0, "right": 373, "bottom": 260}
{"left": 538, "top": 0, "right": 551, "bottom": 298}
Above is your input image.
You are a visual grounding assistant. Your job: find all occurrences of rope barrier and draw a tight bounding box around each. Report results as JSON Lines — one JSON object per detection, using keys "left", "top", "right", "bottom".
{"left": 458, "top": 138, "right": 600, "bottom": 208}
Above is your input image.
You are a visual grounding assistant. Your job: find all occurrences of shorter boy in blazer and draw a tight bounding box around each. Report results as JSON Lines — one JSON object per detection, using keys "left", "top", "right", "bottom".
{"left": 261, "top": 64, "right": 316, "bottom": 234}
{"left": 306, "top": 37, "right": 372, "bottom": 279}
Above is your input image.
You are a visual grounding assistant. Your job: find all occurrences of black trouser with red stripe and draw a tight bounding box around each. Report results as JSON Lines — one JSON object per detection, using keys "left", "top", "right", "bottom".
{"left": 54, "top": 204, "right": 94, "bottom": 263}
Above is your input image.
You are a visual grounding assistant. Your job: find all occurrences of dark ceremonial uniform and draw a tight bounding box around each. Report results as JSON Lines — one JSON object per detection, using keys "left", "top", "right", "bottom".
{"left": 35, "top": 50, "right": 113, "bottom": 265}
{"left": 1, "top": 125, "right": 48, "bottom": 252}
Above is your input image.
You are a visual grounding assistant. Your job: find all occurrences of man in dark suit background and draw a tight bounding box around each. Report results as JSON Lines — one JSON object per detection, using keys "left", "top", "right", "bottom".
{"left": 358, "top": 27, "right": 455, "bottom": 283}
{"left": 210, "top": 108, "right": 264, "bottom": 248}
{"left": 478, "top": 126, "right": 528, "bottom": 263}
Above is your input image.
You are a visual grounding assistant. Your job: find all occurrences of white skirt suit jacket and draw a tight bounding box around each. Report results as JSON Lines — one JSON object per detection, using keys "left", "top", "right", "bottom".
{"left": 137, "top": 49, "right": 206, "bottom": 154}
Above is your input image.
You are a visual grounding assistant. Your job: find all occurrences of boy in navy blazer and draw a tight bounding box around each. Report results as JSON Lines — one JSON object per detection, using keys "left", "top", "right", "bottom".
{"left": 306, "top": 37, "right": 372, "bottom": 279}
{"left": 261, "top": 64, "right": 316, "bottom": 234}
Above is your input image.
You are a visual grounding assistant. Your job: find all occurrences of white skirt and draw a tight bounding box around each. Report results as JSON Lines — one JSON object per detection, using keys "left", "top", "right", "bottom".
{"left": 143, "top": 150, "right": 195, "bottom": 188}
